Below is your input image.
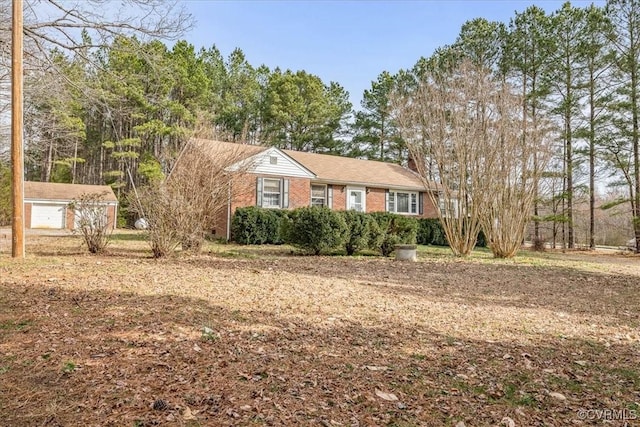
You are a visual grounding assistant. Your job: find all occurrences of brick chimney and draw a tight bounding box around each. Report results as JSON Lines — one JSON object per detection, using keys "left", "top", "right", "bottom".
{"left": 407, "top": 151, "right": 425, "bottom": 175}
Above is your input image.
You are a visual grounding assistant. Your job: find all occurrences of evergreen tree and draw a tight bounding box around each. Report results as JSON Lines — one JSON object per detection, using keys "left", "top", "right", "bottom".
{"left": 605, "top": 0, "right": 640, "bottom": 252}
{"left": 350, "top": 71, "right": 404, "bottom": 162}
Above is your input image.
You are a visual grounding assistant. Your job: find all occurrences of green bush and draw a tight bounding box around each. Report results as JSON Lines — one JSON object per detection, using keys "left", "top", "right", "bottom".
{"left": 340, "top": 210, "right": 373, "bottom": 255}
{"left": 431, "top": 222, "right": 448, "bottom": 246}
{"left": 286, "top": 207, "right": 347, "bottom": 255}
{"left": 476, "top": 230, "right": 487, "bottom": 248}
{"left": 369, "top": 212, "right": 418, "bottom": 256}
{"left": 417, "top": 218, "right": 448, "bottom": 246}
{"left": 231, "top": 207, "right": 288, "bottom": 245}
{"left": 417, "top": 218, "right": 433, "bottom": 245}
{"left": 416, "top": 218, "right": 486, "bottom": 248}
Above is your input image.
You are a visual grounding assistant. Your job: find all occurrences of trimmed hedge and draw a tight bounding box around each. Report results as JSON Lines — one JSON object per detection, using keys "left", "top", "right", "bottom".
{"left": 369, "top": 212, "right": 418, "bottom": 256}
{"left": 231, "top": 207, "right": 487, "bottom": 254}
{"left": 417, "top": 218, "right": 448, "bottom": 246}
{"left": 340, "top": 210, "right": 373, "bottom": 255}
{"left": 231, "top": 207, "right": 288, "bottom": 245}
{"left": 285, "top": 206, "right": 347, "bottom": 255}
{"left": 416, "top": 218, "right": 486, "bottom": 248}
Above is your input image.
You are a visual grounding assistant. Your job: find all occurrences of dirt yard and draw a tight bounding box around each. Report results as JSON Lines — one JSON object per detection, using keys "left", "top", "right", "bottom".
{"left": 1, "top": 231, "right": 639, "bottom": 426}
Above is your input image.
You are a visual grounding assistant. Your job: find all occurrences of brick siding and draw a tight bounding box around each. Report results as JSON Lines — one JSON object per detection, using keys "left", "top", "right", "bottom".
{"left": 366, "top": 187, "right": 386, "bottom": 213}
{"left": 217, "top": 173, "right": 440, "bottom": 239}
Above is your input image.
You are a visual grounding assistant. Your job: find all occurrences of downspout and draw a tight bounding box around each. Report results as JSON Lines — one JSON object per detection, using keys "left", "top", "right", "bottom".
{"left": 113, "top": 202, "right": 118, "bottom": 230}
{"left": 226, "top": 180, "right": 232, "bottom": 241}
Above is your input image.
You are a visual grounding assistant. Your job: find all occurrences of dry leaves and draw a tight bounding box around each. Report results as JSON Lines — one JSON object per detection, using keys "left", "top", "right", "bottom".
{"left": 375, "top": 389, "right": 398, "bottom": 401}
{"left": 0, "top": 233, "right": 639, "bottom": 425}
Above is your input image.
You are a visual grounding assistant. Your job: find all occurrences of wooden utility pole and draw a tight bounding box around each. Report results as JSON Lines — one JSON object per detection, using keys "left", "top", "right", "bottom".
{"left": 12, "top": 0, "right": 25, "bottom": 258}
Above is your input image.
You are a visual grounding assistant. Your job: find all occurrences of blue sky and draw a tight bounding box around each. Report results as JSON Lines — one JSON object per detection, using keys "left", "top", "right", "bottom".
{"left": 183, "top": 1, "right": 605, "bottom": 108}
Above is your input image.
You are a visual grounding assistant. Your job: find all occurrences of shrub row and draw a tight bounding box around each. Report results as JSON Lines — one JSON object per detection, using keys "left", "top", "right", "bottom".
{"left": 231, "top": 207, "right": 418, "bottom": 256}
{"left": 231, "top": 206, "right": 288, "bottom": 245}
{"left": 231, "top": 207, "right": 486, "bottom": 254}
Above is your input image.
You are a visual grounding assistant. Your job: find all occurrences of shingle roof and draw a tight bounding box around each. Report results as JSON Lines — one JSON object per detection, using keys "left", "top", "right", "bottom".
{"left": 192, "top": 139, "right": 432, "bottom": 191}
{"left": 190, "top": 139, "right": 266, "bottom": 159}
{"left": 24, "top": 182, "right": 118, "bottom": 203}
{"left": 283, "top": 149, "right": 428, "bottom": 191}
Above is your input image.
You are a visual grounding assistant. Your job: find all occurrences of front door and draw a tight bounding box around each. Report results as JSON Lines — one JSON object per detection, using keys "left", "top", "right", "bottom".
{"left": 347, "top": 187, "right": 366, "bottom": 212}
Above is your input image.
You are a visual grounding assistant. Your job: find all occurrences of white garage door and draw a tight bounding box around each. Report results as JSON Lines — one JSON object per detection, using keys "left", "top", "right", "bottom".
{"left": 31, "top": 204, "right": 66, "bottom": 229}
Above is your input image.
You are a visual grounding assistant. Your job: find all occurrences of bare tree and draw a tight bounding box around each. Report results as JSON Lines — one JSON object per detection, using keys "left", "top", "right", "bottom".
{"left": 393, "top": 60, "right": 551, "bottom": 258}
{"left": 69, "top": 191, "right": 114, "bottom": 253}
{"left": 131, "top": 140, "right": 251, "bottom": 257}
{"left": 393, "top": 61, "right": 494, "bottom": 256}
{"left": 0, "top": 0, "right": 193, "bottom": 161}
{"left": 131, "top": 182, "right": 181, "bottom": 258}
{"left": 13, "top": 1, "right": 191, "bottom": 61}
{"left": 480, "top": 86, "right": 554, "bottom": 258}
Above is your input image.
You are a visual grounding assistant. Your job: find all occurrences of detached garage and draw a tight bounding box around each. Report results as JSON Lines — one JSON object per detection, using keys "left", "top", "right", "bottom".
{"left": 24, "top": 182, "right": 118, "bottom": 230}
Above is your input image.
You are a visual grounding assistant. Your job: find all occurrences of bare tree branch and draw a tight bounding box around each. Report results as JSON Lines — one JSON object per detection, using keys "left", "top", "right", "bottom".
{"left": 393, "top": 60, "right": 553, "bottom": 258}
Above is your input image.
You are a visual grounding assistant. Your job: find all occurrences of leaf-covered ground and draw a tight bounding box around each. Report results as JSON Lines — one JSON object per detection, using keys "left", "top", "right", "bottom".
{"left": 0, "top": 232, "right": 639, "bottom": 426}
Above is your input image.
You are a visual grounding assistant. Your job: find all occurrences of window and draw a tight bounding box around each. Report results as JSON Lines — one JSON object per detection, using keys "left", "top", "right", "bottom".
{"left": 257, "top": 177, "right": 289, "bottom": 208}
{"left": 311, "top": 184, "right": 326, "bottom": 207}
{"left": 262, "top": 178, "right": 281, "bottom": 207}
{"left": 269, "top": 156, "right": 278, "bottom": 165}
{"left": 439, "top": 195, "right": 459, "bottom": 218}
{"left": 439, "top": 196, "right": 446, "bottom": 216}
{"left": 387, "top": 191, "right": 418, "bottom": 214}
{"left": 347, "top": 187, "right": 366, "bottom": 212}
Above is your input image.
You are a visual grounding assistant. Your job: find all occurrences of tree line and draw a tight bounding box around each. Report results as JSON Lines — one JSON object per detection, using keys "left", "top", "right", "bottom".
{"left": 0, "top": 0, "right": 639, "bottom": 251}
{"left": 375, "top": 0, "right": 638, "bottom": 251}
{"left": 20, "top": 38, "right": 352, "bottom": 190}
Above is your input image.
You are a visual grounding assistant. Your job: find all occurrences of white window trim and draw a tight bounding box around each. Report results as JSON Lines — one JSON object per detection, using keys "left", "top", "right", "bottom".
{"left": 261, "top": 178, "right": 282, "bottom": 209}
{"left": 346, "top": 186, "right": 366, "bottom": 212}
{"left": 439, "top": 195, "right": 459, "bottom": 218}
{"left": 310, "top": 184, "right": 327, "bottom": 207}
{"left": 388, "top": 190, "right": 419, "bottom": 215}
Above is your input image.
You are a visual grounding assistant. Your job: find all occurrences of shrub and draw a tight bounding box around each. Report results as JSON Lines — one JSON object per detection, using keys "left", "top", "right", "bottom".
{"left": 130, "top": 183, "right": 181, "bottom": 258}
{"left": 68, "top": 192, "right": 114, "bottom": 254}
{"left": 417, "top": 218, "right": 434, "bottom": 245}
{"left": 476, "top": 230, "right": 488, "bottom": 248}
{"left": 286, "top": 207, "right": 347, "bottom": 255}
{"left": 340, "top": 210, "right": 373, "bottom": 255}
{"left": 369, "top": 212, "right": 418, "bottom": 256}
{"left": 231, "top": 207, "right": 288, "bottom": 245}
{"left": 417, "top": 218, "right": 448, "bottom": 246}
{"left": 232, "top": 207, "right": 266, "bottom": 244}
{"left": 417, "top": 218, "right": 486, "bottom": 247}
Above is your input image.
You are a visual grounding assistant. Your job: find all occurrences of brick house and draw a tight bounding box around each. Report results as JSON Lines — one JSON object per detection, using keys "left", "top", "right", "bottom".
{"left": 188, "top": 139, "right": 439, "bottom": 240}
{"left": 24, "top": 181, "right": 118, "bottom": 230}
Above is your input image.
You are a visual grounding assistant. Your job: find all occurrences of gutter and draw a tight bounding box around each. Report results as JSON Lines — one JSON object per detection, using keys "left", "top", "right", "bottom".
{"left": 226, "top": 180, "right": 232, "bottom": 241}
{"left": 310, "top": 179, "right": 429, "bottom": 192}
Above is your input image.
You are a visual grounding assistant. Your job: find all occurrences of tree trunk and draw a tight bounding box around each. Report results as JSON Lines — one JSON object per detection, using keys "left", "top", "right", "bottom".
{"left": 43, "top": 139, "right": 54, "bottom": 182}
{"left": 631, "top": 55, "right": 640, "bottom": 253}
{"left": 589, "top": 67, "right": 596, "bottom": 250}
{"left": 566, "top": 118, "right": 574, "bottom": 249}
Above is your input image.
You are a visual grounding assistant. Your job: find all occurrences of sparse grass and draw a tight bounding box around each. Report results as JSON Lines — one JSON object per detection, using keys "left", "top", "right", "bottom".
{"left": 62, "top": 361, "right": 76, "bottom": 374}
{"left": 548, "top": 375, "right": 583, "bottom": 393}
{"left": 608, "top": 367, "right": 640, "bottom": 387}
{"left": 109, "top": 231, "right": 148, "bottom": 242}
{"left": 0, "top": 320, "right": 32, "bottom": 331}
{"left": 0, "top": 233, "right": 638, "bottom": 426}
{"left": 201, "top": 326, "right": 219, "bottom": 342}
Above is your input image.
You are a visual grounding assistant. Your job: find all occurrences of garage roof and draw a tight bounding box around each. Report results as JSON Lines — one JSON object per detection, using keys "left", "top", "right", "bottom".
{"left": 24, "top": 182, "right": 118, "bottom": 203}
